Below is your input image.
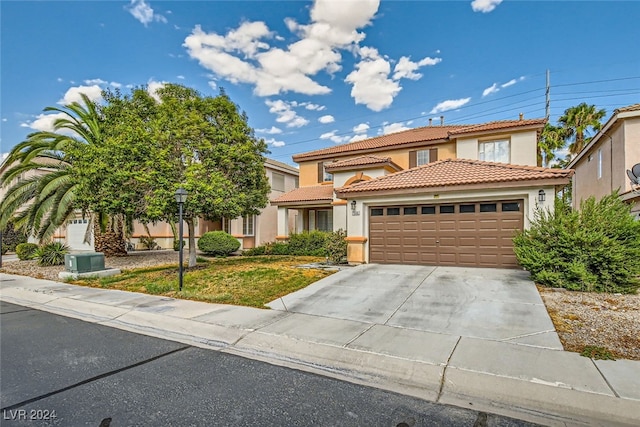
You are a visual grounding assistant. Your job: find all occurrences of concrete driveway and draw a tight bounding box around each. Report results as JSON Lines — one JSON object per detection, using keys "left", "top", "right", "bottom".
{"left": 268, "top": 264, "right": 562, "bottom": 349}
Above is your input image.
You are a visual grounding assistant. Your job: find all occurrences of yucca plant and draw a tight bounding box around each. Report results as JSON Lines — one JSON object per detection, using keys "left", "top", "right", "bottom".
{"left": 35, "top": 242, "right": 70, "bottom": 266}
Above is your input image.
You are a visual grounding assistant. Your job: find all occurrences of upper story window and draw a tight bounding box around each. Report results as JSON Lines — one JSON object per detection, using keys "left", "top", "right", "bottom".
{"left": 479, "top": 139, "right": 510, "bottom": 163}
{"left": 222, "top": 217, "right": 231, "bottom": 234}
{"left": 272, "top": 172, "right": 285, "bottom": 192}
{"left": 317, "top": 162, "right": 333, "bottom": 182}
{"left": 409, "top": 148, "right": 438, "bottom": 168}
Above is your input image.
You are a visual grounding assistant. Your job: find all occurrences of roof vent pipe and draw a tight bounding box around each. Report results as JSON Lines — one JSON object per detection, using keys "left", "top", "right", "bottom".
{"left": 519, "top": 113, "right": 524, "bottom": 121}
{"left": 440, "top": 116, "right": 444, "bottom": 126}
{"left": 428, "top": 118, "right": 433, "bottom": 127}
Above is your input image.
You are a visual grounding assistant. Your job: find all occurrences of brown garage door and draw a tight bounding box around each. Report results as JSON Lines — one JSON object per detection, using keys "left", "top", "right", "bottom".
{"left": 369, "top": 200, "right": 523, "bottom": 268}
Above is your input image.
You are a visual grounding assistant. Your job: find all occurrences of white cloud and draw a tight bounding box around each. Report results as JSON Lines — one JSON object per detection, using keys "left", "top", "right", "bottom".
{"left": 353, "top": 123, "right": 369, "bottom": 134}
{"left": 22, "top": 112, "right": 69, "bottom": 132}
{"left": 265, "top": 99, "right": 309, "bottom": 128}
{"left": 345, "top": 47, "right": 401, "bottom": 112}
{"left": 429, "top": 98, "right": 471, "bottom": 114}
{"left": 320, "top": 130, "right": 350, "bottom": 144}
{"left": 208, "top": 81, "right": 217, "bottom": 91}
{"left": 349, "top": 134, "right": 369, "bottom": 142}
{"left": 58, "top": 85, "right": 103, "bottom": 105}
{"left": 84, "top": 78, "right": 107, "bottom": 85}
{"left": 482, "top": 83, "right": 499, "bottom": 97}
{"left": 392, "top": 56, "right": 441, "bottom": 81}
{"left": 147, "top": 80, "right": 167, "bottom": 102}
{"left": 304, "top": 103, "right": 326, "bottom": 111}
{"left": 1, "top": 152, "right": 8, "bottom": 161}
{"left": 183, "top": 0, "right": 381, "bottom": 98}
{"left": 471, "top": 0, "right": 503, "bottom": 13}
{"left": 380, "top": 121, "right": 410, "bottom": 135}
{"left": 57, "top": 77, "right": 64, "bottom": 83}
{"left": 318, "top": 114, "right": 334, "bottom": 124}
{"left": 501, "top": 79, "right": 517, "bottom": 88}
{"left": 177, "top": 75, "right": 185, "bottom": 80}
{"left": 1, "top": 118, "right": 7, "bottom": 122}
{"left": 265, "top": 137, "right": 285, "bottom": 147}
{"left": 110, "top": 81, "right": 122, "bottom": 88}
{"left": 257, "top": 126, "right": 283, "bottom": 135}
{"left": 126, "top": 0, "right": 167, "bottom": 26}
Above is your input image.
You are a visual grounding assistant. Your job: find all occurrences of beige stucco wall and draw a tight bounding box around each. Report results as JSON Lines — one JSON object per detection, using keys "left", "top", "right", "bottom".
{"left": 456, "top": 130, "right": 537, "bottom": 165}
{"left": 297, "top": 142, "right": 457, "bottom": 187}
{"left": 572, "top": 119, "right": 639, "bottom": 207}
{"left": 343, "top": 185, "right": 555, "bottom": 263}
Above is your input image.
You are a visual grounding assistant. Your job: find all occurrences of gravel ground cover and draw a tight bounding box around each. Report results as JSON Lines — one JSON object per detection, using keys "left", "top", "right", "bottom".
{"left": 2, "top": 252, "right": 638, "bottom": 360}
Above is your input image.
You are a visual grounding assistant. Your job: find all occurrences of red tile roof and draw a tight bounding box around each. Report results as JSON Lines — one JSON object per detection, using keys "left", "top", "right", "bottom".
{"left": 292, "top": 125, "right": 469, "bottom": 162}
{"left": 447, "top": 118, "right": 547, "bottom": 136}
{"left": 336, "top": 159, "right": 573, "bottom": 195}
{"left": 616, "top": 103, "right": 640, "bottom": 113}
{"left": 271, "top": 185, "right": 334, "bottom": 205}
{"left": 324, "top": 155, "right": 401, "bottom": 171}
{"left": 292, "top": 118, "right": 547, "bottom": 162}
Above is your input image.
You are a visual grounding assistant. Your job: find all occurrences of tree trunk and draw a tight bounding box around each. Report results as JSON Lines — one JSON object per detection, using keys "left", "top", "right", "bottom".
{"left": 187, "top": 218, "right": 197, "bottom": 267}
{"left": 94, "top": 215, "right": 127, "bottom": 257}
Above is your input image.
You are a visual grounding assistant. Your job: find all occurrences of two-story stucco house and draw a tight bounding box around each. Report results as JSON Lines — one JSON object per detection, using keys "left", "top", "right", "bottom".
{"left": 568, "top": 103, "right": 640, "bottom": 220}
{"left": 272, "top": 117, "right": 573, "bottom": 268}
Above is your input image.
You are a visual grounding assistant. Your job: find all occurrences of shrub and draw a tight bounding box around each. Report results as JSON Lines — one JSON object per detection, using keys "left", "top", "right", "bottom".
{"left": 173, "top": 239, "right": 186, "bottom": 251}
{"left": 198, "top": 231, "right": 240, "bottom": 256}
{"left": 243, "top": 241, "right": 291, "bottom": 256}
{"left": 35, "top": 242, "right": 70, "bottom": 266}
{"left": 1, "top": 221, "right": 28, "bottom": 254}
{"left": 287, "top": 231, "right": 328, "bottom": 256}
{"left": 326, "top": 229, "right": 347, "bottom": 264}
{"left": 139, "top": 236, "right": 159, "bottom": 250}
{"left": 514, "top": 193, "right": 640, "bottom": 294}
{"left": 16, "top": 243, "right": 39, "bottom": 260}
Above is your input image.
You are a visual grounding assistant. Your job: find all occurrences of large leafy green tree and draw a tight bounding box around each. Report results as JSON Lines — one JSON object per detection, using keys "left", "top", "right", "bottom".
{"left": 558, "top": 102, "right": 606, "bottom": 155}
{"left": 74, "top": 84, "right": 270, "bottom": 267}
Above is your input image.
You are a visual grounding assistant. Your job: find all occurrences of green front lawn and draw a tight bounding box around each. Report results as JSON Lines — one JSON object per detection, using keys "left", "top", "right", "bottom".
{"left": 71, "top": 256, "right": 333, "bottom": 308}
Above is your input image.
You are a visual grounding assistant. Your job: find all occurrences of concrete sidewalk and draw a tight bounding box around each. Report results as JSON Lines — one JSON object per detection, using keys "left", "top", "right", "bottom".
{"left": 1, "top": 271, "right": 639, "bottom": 426}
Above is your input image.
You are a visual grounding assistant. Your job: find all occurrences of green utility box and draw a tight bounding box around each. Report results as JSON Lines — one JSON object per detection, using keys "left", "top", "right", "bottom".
{"left": 65, "top": 253, "right": 105, "bottom": 273}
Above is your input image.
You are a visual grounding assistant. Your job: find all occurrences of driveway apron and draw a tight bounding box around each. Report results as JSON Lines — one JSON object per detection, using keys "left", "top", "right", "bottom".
{"left": 268, "top": 264, "right": 562, "bottom": 349}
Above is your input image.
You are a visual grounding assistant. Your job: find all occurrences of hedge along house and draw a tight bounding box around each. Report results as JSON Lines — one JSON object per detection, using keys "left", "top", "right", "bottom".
{"left": 272, "top": 117, "right": 573, "bottom": 268}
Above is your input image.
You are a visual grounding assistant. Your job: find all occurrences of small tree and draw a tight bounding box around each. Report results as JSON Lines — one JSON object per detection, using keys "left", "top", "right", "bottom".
{"left": 514, "top": 193, "right": 640, "bottom": 293}
{"left": 1, "top": 221, "right": 27, "bottom": 254}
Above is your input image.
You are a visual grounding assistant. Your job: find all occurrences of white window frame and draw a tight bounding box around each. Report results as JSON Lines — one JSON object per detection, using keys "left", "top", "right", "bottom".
{"left": 222, "top": 217, "right": 231, "bottom": 234}
{"left": 416, "top": 149, "right": 430, "bottom": 166}
{"left": 272, "top": 172, "right": 285, "bottom": 192}
{"left": 243, "top": 215, "right": 255, "bottom": 236}
{"left": 597, "top": 148, "right": 603, "bottom": 179}
{"left": 478, "top": 139, "right": 510, "bottom": 163}
{"left": 323, "top": 164, "right": 333, "bottom": 182}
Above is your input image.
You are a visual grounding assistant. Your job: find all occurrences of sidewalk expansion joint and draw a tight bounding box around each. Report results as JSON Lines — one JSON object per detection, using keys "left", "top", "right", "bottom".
{"left": 0, "top": 345, "right": 190, "bottom": 413}
{"left": 591, "top": 358, "right": 620, "bottom": 398}
{"left": 343, "top": 323, "right": 376, "bottom": 348}
{"left": 437, "top": 335, "right": 461, "bottom": 403}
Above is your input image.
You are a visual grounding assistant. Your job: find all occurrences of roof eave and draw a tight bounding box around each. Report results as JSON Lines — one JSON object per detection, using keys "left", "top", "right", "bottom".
{"left": 270, "top": 199, "right": 333, "bottom": 207}
{"left": 335, "top": 177, "right": 572, "bottom": 199}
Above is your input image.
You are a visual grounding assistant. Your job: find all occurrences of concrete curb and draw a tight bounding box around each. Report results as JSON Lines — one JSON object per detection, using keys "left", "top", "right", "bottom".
{"left": 1, "top": 274, "right": 639, "bottom": 426}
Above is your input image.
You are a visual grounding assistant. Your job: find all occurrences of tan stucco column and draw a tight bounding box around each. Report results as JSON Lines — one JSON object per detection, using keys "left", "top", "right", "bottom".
{"left": 345, "top": 236, "right": 367, "bottom": 264}
{"left": 276, "top": 206, "right": 289, "bottom": 241}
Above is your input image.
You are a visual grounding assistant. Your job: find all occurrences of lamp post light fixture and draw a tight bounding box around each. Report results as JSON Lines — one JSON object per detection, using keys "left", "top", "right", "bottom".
{"left": 175, "top": 188, "right": 188, "bottom": 292}
{"left": 350, "top": 200, "right": 357, "bottom": 211}
{"left": 538, "top": 189, "right": 546, "bottom": 203}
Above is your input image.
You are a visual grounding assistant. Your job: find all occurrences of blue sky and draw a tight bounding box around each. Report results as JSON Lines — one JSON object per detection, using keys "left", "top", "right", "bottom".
{"left": 2, "top": 0, "right": 639, "bottom": 166}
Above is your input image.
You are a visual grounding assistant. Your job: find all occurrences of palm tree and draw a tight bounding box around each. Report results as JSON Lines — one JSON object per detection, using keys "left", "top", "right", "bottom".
{"left": 538, "top": 124, "right": 567, "bottom": 167}
{"left": 558, "top": 103, "right": 606, "bottom": 156}
{"left": 0, "top": 95, "right": 127, "bottom": 255}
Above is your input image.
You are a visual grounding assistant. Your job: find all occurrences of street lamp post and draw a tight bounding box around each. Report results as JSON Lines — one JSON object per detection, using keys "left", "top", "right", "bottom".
{"left": 175, "top": 188, "right": 188, "bottom": 291}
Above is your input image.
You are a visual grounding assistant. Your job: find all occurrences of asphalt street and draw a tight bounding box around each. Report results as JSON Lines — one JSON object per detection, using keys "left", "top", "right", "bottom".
{"left": 0, "top": 301, "right": 539, "bottom": 426}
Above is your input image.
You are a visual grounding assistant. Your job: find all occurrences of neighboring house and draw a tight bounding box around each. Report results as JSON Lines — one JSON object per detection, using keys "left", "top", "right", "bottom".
{"left": 272, "top": 117, "right": 573, "bottom": 268}
{"left": 0, "top": 157, "right": 299, "bottom": 251}
{"left": 567, "top": 103, "right": 640, "bottom": 220}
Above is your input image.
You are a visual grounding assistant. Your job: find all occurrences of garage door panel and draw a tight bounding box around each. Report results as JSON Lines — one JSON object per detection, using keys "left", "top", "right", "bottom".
{"left": 369, "top": 200, "right": 523, "bottom": 268}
